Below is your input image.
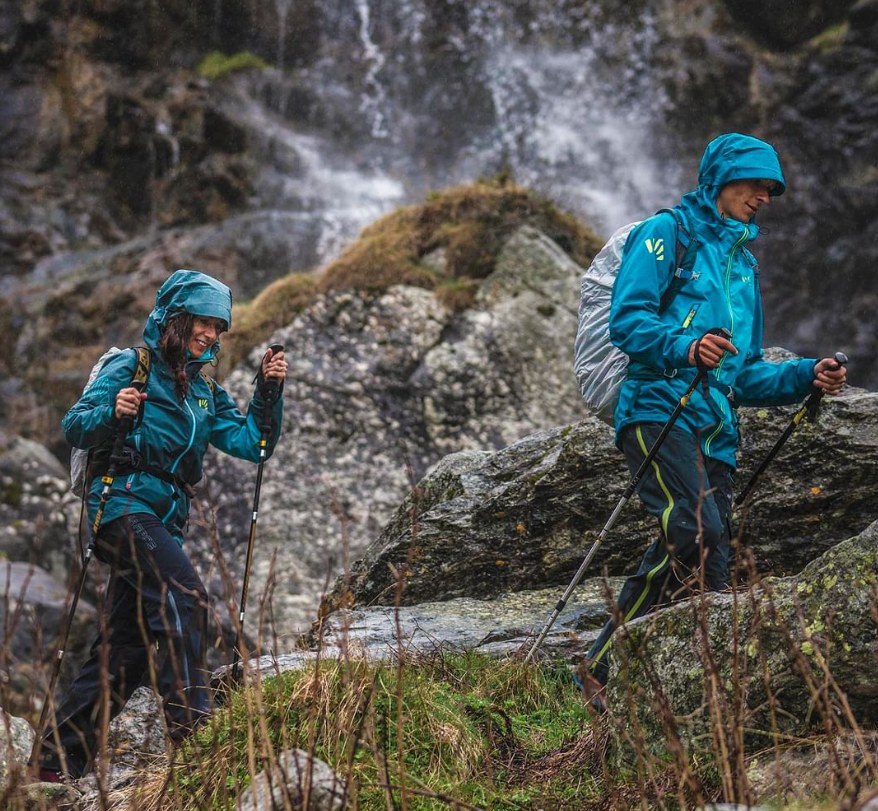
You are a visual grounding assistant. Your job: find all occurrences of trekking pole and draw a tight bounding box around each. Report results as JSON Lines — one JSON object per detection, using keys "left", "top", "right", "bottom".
{"left": 231, "top": 344, "right": 284, "bottom": 676}
{"left": 525, "top": 328, "right": 731, "bottom": 662}
{"left": 31, "top": 379, "right": 146, "bottom": 767}
{"left": 734, "top": 351, "right": 847, "bottom": 507}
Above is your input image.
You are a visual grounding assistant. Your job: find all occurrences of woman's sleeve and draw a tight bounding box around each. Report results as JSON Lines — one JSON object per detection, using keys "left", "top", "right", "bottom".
{"left": 61, "top": 351, "right": 138, "bottom": 449}
{"left": 209, "top": 382, "right": 284, "bottom": 462}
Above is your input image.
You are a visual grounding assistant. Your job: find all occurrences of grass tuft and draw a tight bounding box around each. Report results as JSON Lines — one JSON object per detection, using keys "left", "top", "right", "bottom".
{"left": 159, "top": 651, "right": 597, "bottom": 811}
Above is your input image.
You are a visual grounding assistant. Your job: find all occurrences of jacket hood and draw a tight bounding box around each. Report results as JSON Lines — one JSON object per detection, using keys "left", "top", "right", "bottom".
{"left": 697, "top": 133, "right": 786, "bottom": 197}
{"left": 143, "top": 269, "right": 233, "bottom": 359}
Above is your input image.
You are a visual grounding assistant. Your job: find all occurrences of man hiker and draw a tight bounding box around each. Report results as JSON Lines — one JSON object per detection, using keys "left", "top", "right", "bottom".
{"left": 35, "top": 269, "right": 287, "bottom": 781}
{"left": 577, "top": 133, "right": 846, "bottom": 709}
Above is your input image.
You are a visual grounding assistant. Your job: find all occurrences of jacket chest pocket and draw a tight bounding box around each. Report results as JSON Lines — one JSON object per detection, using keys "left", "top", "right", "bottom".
{"left": 681, "top": 303, "right": 700, "bottom": 328}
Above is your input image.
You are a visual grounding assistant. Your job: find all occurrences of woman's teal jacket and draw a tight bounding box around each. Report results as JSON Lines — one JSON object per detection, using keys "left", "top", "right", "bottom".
{"left": 62, "top": 270, "right": 284, "bottom": 544}
{"left": 610, "top": 134, "right": 816, "bottom": 468}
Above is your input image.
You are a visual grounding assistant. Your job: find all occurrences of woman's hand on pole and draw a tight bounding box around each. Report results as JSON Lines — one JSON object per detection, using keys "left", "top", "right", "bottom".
{"left": 262, "top": 348, "right": 288, "bottom": 382}
{"left": 114, "top": 387, "right": 147, "bottom": 420}
{"left": 813, "top": 357, "right": 846, "bottom": 395}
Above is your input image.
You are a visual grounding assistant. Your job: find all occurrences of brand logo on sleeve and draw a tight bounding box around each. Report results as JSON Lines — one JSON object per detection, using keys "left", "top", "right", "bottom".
{"left": 197, "top": 398, "right": 209, "bottom": 410}
{"left": 644, "top": 238, "right": 665, "bottom": 261}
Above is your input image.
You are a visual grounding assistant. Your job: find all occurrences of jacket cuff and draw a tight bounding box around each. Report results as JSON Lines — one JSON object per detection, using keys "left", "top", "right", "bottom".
{"left": 797, "top": 359, "right": 818, "bottom": 395}
{"left": 669, "top": 336, "right": 696, "bottom": 371}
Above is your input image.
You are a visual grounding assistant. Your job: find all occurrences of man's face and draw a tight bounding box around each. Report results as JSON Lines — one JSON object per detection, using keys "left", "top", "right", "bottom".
{"left": 715, "top": 178, "right": 778, "bottom": 223}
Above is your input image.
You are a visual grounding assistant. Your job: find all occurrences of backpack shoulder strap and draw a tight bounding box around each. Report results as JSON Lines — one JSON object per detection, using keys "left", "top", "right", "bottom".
{"left": 199, "top": 371, "right": 217, "bottom": 396}
{"left": 131, "top": 346, "right": 152, "bottom": 389}
{"left": 653, "top": 208, "right": 700, "bottom": 314}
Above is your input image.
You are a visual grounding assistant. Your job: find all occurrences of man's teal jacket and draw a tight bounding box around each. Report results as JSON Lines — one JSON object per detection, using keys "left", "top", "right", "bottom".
{"left": 63, "top": 270, "right": 284, "bottom": 544}
{"left": 611, "top": 133, "right": 816, "bottom": 468}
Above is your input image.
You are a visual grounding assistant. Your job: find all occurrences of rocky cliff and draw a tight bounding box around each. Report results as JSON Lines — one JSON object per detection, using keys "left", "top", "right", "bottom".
{"left": 1, "top": 0, "right": 876, "bottom": 461}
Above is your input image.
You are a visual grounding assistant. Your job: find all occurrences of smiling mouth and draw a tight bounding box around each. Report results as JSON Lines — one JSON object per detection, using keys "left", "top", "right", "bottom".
{"left": 194, "top": 339, "right": 210, "bottom": 350}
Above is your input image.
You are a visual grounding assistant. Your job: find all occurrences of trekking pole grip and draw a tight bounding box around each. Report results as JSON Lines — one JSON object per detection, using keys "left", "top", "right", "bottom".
{"left": 259, "top": 344, "right": 284, "bottom": 435}
{"left": 804, "top": 350, "right": 848, "bottom": 421}
{"left": 108, "top": 380, "right": 146, "bottom": 468}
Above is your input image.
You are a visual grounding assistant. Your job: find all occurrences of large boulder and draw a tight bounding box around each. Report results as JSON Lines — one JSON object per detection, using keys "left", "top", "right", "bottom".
{"left": 606, "top": 519, "right": 878, "bottom": 762}
{"left": 0, "top": 561, "right": 98, "bottom": 717}
{"left": 200, "top": 226, "right": 587, "bottom": 638}
{"left": 0, "top": 433, "right": 81, "bottom": 580}
{"left": 328, "top": 385, "right": 878, "bottom": 609}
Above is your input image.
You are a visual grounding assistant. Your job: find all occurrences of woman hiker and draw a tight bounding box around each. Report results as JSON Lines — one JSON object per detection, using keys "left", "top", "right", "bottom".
{"left": 36, "top": 269, "right": 287, "bottom": 781}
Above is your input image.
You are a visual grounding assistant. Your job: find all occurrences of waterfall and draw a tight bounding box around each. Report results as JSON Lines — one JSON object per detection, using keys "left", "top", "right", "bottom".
{"left": 216, "top": 0, "right": 682, "bottom": 278}
{"left": 354, "top": 0, "right": 390, "bottom": 139}
{"left": 275, "top": 0, "right": 294, "bottom": 70}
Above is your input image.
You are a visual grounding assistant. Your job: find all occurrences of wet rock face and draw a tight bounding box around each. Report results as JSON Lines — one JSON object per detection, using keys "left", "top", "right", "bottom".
{"left": 0, "top": 434, "right": 81, "bottom": 581}
{"left": 653, "top": 0, "right": 878, "bottom": 387}
{"left": 198, "top": 226, "right": 587, "bottom": 637}
{"left": 720, "top": 0, "right": 858, "bottom": 48}
{"left": 0, "top": 561, "right": 98, "bottom": 718}
{"left": 606, "top": 519, "right": 878, "bottom": 761}
{"left": 333, "top": 384, "right": 878, "bottom": 608}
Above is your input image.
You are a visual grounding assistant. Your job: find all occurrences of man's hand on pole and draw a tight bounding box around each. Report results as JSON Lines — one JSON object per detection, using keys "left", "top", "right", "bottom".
{"left": 688, "top": 332, "right": 738, "bottom": 369}
{"left": 813, "top": 357, "right": 846, "bottom": 395}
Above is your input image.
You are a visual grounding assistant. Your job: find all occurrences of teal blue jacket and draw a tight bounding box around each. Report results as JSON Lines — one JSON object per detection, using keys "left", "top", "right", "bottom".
{"left": 63, "top": 270, "right": 284, "bottom": 544}
{"left": 611, "top": 134, "right": 816, "bottom": 468}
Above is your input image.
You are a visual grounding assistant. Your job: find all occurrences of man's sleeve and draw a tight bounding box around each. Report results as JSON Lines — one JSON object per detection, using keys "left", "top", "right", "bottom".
{"left": 609, "top": 214, "right": 694, "bottom": 373}
{"left": 734, "top": 354, "right": 816, "bottom": 406}
{"left": 733, "top": 279, "right": 816, "bottom": 406}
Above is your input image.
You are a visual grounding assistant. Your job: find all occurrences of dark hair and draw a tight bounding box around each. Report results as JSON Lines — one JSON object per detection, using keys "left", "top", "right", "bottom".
{"left": 159, "top": 312, "right": 194, "bottom": 400}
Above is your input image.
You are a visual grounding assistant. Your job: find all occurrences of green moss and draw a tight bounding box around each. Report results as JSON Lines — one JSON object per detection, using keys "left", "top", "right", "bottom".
{"left": 196, "top": 51, "right": 270, "bottom": 80}
{"left": 536, "top": 303, "right": 556, "bottom": 318}
{"left": 809, "top": 21, "right": 849, "bottom": 54}
{"left": 1, "top": 480, "right": 23, "bottom": 508}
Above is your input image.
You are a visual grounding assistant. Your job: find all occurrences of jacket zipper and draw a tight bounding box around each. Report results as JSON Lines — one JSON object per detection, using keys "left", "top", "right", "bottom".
{"left": 704, "top": 419, "right": 724, "bottom": 457}
{"left": 161, "top": 399, "right": 197, "bottom": 523}
{"left": 715, "top": 228, "right": 749, "bottom": 378}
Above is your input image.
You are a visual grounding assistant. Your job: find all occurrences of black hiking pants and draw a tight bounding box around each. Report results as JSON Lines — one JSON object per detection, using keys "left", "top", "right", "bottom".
{"left": 39, "top": 513, "right": 210, "bottom": 778}
{"left": 586, "top": 422, "right": 734, "bottom": 685}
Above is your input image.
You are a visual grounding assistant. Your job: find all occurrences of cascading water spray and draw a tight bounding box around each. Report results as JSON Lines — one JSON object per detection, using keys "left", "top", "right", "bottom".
{"left": 355, "top": 0, "right": 390, "bottom": 139}
{"left": 275, "top": 0, "right": 294, "bottom": 70}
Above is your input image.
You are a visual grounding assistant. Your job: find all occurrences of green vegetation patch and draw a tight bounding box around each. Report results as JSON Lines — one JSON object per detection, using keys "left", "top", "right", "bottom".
{"left": 319, "top": 175, "right": 602, "bottom": 299}
{"left": 197, "top": 52, "right": 271, "bottom": 81}
{"left": 168, "top": 652, "right": 598, "bottom": 810}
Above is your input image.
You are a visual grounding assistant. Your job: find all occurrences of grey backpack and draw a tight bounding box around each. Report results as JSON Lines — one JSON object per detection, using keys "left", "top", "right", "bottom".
{"left": 573, "top": 209, "right": 695, "bottom": 425}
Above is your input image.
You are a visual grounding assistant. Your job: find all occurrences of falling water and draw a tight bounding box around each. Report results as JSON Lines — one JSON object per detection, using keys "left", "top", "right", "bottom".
{"left": 354, "top": 0, "right": 390, "bottom": 139}
{"left": 275, "top": 0, "right": 294, "bottom": 70}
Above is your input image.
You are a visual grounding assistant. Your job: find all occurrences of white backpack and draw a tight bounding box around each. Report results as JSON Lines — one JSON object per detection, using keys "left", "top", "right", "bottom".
{"left": 573, "top": 209, "right": 694, "bottom": 425}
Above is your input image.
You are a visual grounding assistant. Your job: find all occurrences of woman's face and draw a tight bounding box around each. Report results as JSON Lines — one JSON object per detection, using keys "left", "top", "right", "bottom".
{"left": 188, "top": 315, "right": 226, "bottom": 358}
